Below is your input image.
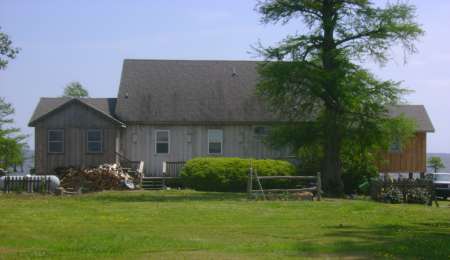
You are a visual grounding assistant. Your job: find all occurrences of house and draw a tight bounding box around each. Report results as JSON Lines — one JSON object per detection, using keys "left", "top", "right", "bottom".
{"left": 29, "top": 59, "right": 434, "bottom": 176}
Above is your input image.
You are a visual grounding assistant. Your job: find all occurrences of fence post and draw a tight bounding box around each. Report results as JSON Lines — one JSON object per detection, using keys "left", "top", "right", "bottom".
{"left": 4, "top": 176, "right": 8, "bottom": 193}
{"left": 316, "top": 172, "right": 322, "bottom": 201}
{"left": 247, "top": 165, "right": 253, "bottom": 198}
{"left": 162, "top": 161, "right": 167, "bottom": 177}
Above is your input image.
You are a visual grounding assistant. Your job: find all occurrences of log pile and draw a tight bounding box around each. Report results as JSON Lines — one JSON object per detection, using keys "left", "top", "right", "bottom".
{"left": 60, "top": 164, "right": 133, "bottom": 192}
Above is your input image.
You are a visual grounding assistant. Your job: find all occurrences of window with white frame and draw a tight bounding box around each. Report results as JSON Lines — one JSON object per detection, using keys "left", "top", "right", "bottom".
{"left": 156, "top": 130, "right": 169, "bottom": 154}
{"left": 208, "top": 129, "right": 223, "bottom": 154}
{"left": 48, "top": 129, "right": 64, "bottom": 153}
{"left": 87, "top": 129, "right": 103, "bottom": 153}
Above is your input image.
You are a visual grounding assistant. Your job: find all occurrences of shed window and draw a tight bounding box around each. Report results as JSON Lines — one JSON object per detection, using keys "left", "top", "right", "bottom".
{"left": 208, "top": 129, "right": 223, "bottom": 154}
{"left": 87, "top": 129, "right": 103, "bottom": 153}
{"left": 156, "top": 130, "right": 169, "bottom": 154}
{"left": 389, "top": 137, "right": 401, "bottom": 153}
{"left": 48, "top": 129, "right": 64, "bottom": 153}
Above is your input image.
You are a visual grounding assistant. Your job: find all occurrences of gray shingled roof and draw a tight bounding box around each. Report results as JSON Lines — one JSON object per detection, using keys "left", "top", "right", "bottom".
{"left": 29, "top": 59, "right": 434, "bottom": 133}
{"left": 115, "top": 59, "right": 277, "bottom": 123}
{"left": 28, "top": 97, "right": 124, "bottom": 126}
{"left": 387, "top": 105, "right": 434, "bottom": 132}
{"left": 115, "top": 59, "right": 434, "bottom": 132}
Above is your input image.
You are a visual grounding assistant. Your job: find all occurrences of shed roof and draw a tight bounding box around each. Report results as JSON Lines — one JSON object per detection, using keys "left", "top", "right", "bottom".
{"left": 28, "top": 97, "right": 124, "bottom": 127}
{"left": 387, "top": 105, "right": 434, "bottom": 132}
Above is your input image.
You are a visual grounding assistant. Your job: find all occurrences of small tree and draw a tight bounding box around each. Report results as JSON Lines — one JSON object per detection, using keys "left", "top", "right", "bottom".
{"left": 0, "top": 97, "right": 27, "bottom": 171}
{"left": 0, "top": 27, "right": 20, "bottom": 70}
{"left": 63, "top": 82, "right": 89, "bottom": 98}
{"left": 428, "top": 156, "right": 445, "bottom": 173}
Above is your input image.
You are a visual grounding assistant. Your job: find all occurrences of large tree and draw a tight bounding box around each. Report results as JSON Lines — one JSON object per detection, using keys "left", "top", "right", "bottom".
{"left": 256, "top": 0, "right": 422, "bottom": 195}
{"left": 0, "top": 27, "right": 20, "bottom": 70}
{"left": 63, "top": 81, "right": 89, "bottom": 98}
{"left": 0, "top": 97, "right": 27, "bottom": 171}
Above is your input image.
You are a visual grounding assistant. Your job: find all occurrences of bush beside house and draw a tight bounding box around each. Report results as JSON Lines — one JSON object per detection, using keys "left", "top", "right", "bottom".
{"left": 180, "top": 157, "right": 296, "bottom": 192}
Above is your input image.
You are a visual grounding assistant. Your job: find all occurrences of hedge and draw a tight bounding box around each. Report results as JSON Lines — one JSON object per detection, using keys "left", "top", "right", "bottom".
{"left": 180, "top": 157, "right": 296, "bottom": 192}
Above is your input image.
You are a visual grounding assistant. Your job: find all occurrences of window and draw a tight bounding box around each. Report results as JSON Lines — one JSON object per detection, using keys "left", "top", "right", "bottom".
{"left": 156, "top": 130, "right": 169, "bottom": 154}
{"left": 254, "top": 126, "right": 270, "bottom": 138}
{"left": 48, "top": 129, "right": 64, "bottom": 153}
{"left": 87, "top": 129, "right": 103, "bottom": 153}
{"left": 389, "top": 137, "right": 401, "bottom": 153}
{"left": 208, "top": 129, "right": 223, "bottom": 154}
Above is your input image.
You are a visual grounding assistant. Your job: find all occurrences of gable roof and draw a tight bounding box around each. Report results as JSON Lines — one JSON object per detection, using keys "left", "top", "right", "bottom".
{"left": 28, "top": 97, "right": 125, "bottom": 127}
{"left": 387, "top": 105, "right": 434, "bottom": 132}
{"left": 115, "top": 59, "right": 434, "bottom": 132}
{"left": 29, "top": 60, "right": 434, "bottom": 133}
{"left": 115, "top": 59, "right": 277, "bottom": 123}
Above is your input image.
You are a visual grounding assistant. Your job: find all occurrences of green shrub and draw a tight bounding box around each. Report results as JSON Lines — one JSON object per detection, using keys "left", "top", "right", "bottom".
{"left": 180, "top": 157, "right": 296, "bottom": 192}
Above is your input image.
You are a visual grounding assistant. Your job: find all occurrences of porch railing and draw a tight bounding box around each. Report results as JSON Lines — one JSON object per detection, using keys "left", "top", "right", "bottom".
{"left": 163, "top": 161, "right": 186, "bottom": 178}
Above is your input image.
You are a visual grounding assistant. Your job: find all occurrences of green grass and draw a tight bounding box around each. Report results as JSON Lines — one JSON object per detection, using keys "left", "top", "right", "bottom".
{"left": 0, "top": 191, "right": 449, "bottom": 259}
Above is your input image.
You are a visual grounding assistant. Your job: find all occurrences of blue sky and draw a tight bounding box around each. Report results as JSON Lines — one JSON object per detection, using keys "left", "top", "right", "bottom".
{"left": 1, "top": 0, "right": 449, "bottom": 152}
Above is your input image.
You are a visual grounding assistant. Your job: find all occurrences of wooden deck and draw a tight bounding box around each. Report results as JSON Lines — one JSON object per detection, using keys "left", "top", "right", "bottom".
{"left": 141, "top": 161, "right": 185, "bottom": 190}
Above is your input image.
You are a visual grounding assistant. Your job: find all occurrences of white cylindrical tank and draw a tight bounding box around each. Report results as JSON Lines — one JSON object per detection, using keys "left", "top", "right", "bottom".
{"left": 0, "top": 175, "right": 60, "bottom": 193}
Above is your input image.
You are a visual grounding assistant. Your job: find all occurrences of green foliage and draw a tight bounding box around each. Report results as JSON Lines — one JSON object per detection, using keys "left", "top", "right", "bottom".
{"left": 0, "top": 27, "right": 20, "bottom": 70}
{"left": 428, "top": 156, "right": 445, "bottom": 173}
{"left": 256, "top": 1, "right": 423, "bottom": 63}
{"left": 0, "top": 97, "right": 27, "bottom": 170}
{"left": 0, "top": 137, "right": 23, "bottom": 170}
{"left": 255, "top": 0, "right": 423, "bottom": 195}
{"left": 296, "top": 145, "right": 322, "bottom": 176}
{"left": 180, "top": 157, "right": 296, "bottom": 192}
{"left": 63, "top": 81, "right": 89, "bottom": 98}
{"left": 341, "top": 115, "right": 416, "bottom": 194}
{"left": 266, "top": 115, "right": 417, "bottom": 194}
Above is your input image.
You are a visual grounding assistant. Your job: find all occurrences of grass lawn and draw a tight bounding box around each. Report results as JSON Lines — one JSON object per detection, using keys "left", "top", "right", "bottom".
{"left": 0, "top": 190, "right": 449, "bottom": 259}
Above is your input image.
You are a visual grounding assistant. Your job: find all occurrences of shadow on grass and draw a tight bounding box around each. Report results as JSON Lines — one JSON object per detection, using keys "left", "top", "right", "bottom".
{"left": 92, "top": 190, "right": 247, "bottom": 203}
{"left": 298, "top": 223, "right": 450, "bottom": 259}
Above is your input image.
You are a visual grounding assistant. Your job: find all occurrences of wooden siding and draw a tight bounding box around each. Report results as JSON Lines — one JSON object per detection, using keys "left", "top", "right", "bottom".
{"left": 34, "top": 102, "right": 120, "bottom": 174}
{"left": 378, "top": 132, "right": 427, "bottom": 173}
{"left": 120, "top": 125, "right": 289, "bottom": 176}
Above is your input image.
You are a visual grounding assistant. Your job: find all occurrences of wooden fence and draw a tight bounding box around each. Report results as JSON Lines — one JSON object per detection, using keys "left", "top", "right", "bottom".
{"left": 247, "top": 170, "right": 322, "bottom": 200}
{"left": 2, "top": 176, "right": 52, "bottom": 193}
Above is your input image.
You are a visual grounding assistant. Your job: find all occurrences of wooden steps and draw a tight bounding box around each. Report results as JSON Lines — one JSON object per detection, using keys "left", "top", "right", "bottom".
{"left": 141, "top": 176, "right": 180, "bottom": 190}
{"left": 141, "top": 177, "right": 165, "bottom": 190}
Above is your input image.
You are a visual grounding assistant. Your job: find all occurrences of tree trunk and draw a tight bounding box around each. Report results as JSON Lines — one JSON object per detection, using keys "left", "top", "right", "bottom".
{"left": 322, "top": 111, "right": 344, "bottom": 196}
{"left": 320, "top": 0, "right": 344, "bottom": 196}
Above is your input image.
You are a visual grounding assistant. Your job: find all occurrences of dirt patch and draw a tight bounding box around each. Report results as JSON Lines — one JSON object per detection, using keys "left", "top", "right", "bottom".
{"left": 0, "top": 247, "right": 20, "bottom": 254}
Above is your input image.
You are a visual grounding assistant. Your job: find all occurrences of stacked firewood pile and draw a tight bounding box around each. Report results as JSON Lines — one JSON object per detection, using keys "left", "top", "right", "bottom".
{"left": 59, "top": 164, "right": 133, "bottom": 192}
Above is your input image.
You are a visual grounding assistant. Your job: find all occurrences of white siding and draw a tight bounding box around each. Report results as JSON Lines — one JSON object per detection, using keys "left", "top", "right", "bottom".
{"left": 121, "top": 125, "right": 288, "bottom": 176}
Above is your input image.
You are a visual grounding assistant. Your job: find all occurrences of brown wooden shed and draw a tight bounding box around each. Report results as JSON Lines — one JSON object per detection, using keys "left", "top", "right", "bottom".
{"left": 29, "top": 98, "right": 125, "bottom": 175}
{"left": 378, "top": 105, "right": 434, "bottom": 174}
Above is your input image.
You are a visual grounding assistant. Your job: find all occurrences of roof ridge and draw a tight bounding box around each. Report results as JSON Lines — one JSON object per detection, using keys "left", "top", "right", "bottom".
{"left": 123, "top": 58, "right": 262, "bottom": 62}
{"left": 39, "top": 97, "right": 116, "bottom": 99}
